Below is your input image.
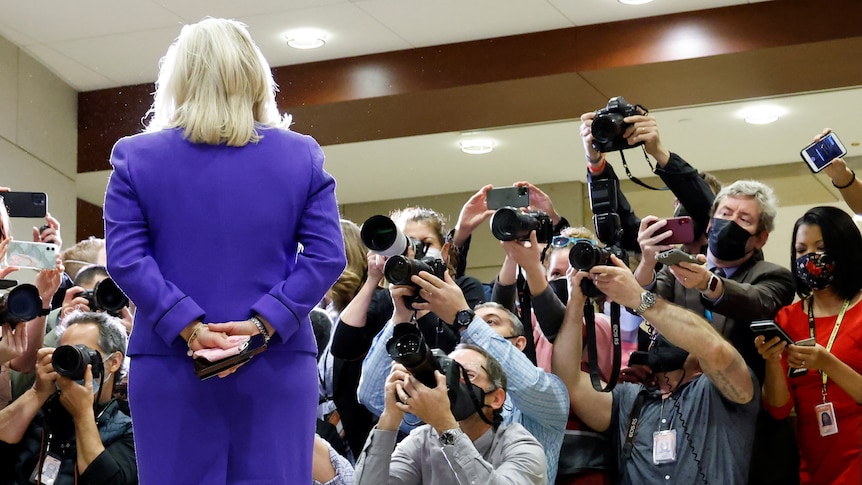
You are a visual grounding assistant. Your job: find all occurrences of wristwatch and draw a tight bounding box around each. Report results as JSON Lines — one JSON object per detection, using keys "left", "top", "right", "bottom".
{"left": 452, "top": 309, "right": 475, "bottom": 331}
{"left": 632, "top": 291, "right": 657, "bottom": 316}
{"left": 705, "top": 273, "right": 720, "bottom": 293}
{"left": 439, "top": 427, "right": 465, "bottom": 446}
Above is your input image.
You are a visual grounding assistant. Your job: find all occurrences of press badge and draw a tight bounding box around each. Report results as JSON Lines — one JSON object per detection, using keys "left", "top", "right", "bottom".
{"left": 653, "top": 429, "right": 677, "bottom": 464}
{"left": 29, "top": 452, "right": 61, "bottom": 484}
{"left": 815, "top": 402, "right": 838, "bottom": 437}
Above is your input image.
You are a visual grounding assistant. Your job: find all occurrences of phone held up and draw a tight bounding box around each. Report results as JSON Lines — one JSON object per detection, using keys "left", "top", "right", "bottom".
{"left": 1, "top": 192, "right": 48, "bottom": 218}
{"left": 486, "top": 186, "right": 530, "bottom": 210}
{"left": 648, "top": 216, "right": 695, "bottom": 245}
{"left": 655, "top": 248, "right": 700, "bottom": 266}
{"left": 801, "top": 132, "right": 847, "bottom": 173}
{"left": 4, "top": 241, "right": 58, "bottom": 270}
{"left": 749, "top": 320, "right": 795, "bottom": 345}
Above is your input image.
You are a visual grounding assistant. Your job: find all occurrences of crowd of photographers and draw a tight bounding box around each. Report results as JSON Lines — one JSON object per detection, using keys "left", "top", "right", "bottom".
{"left": 0, "top": 96, "right": 860, "bottom": 484}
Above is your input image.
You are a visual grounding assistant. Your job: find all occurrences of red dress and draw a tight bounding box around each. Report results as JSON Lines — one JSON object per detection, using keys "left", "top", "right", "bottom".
{"left": 765, "top": 299, "right": 862, "bottom": 485}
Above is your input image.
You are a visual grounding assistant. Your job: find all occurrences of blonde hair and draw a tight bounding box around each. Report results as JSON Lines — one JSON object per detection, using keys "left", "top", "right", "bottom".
{"left": 146, "top": 18, "right": 289, "bottom": 146}
{"left": 61, "top": 237, "right": 106, "bottom": 279}
{"left": 327, "top": 220, "right": 369, "bottom": 313}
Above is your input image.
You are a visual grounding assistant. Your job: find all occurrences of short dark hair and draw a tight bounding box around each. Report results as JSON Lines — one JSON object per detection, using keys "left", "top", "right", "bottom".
{"left": 791, "top": 206, "right": 862, "bottom": 300}
{"left": 74, "top": 264, "right": 109, "bottom": 287}
{"left": 453, "top": 343, "right": 507, "bottom": 391}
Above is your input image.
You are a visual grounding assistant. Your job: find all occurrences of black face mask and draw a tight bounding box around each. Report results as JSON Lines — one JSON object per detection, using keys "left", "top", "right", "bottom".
{"left": 647, "top": 335, "right": 689, "bottom": 373}
{"left": 708, "top": 218, "right": 752, "bottom": 261}
{"left": 548, "top": 278, "right": 568, "bottom": 305}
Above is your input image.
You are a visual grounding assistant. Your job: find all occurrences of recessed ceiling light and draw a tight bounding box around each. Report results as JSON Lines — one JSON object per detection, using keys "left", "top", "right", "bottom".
{"left": 284, "top": 29, "right": 328, "bottom": 49}
{"left": 619, "top": 0, "right": 654, "bottom": 5}
{"left": 458, "top": 138, "right": 496, "bottom": 155}
{"left": 741, "top": 107, "right": 781, "bottom": 125}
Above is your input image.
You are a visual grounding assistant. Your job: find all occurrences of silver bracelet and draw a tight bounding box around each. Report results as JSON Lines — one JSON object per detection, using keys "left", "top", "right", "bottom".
{"left": 250, "top": 316, "right": 270, "bottom": 343}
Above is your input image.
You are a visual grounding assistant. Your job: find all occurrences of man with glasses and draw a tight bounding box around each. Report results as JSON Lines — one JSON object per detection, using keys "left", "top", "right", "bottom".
{"left": 354, "top": 343, "right": 548, "bottom": 484}
{"left": 0, "top": 312, "right": 136, "bottom": 484}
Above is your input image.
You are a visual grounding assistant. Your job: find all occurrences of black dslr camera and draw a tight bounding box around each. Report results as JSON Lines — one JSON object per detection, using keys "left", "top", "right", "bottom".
{"left": 591, "top": 96, "right": 644, "bottom": 153}
{"left": 52, "top": 344, "right": 104, "bottom": 381}
{"left": 386, "top": 323, "right": 481, "bottom": 421}
{"left": 77, "top": 278, "right": 129, "bottom": 315}
{"left": 569, "top": 240, "right": 628, "bottom": 298}
{"left": 0, "top": 284, "right": 42, "bottom": 329}
{"left": 490, "top": 207, "right": 553, "bottom": 243}
{"left": 384, "top": 255, "right": 447, "bottom": 309}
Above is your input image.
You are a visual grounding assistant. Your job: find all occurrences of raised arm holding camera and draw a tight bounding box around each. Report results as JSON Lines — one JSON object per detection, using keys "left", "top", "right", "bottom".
{"left": 554, "top": 260, "right": 759, "bottom": 484}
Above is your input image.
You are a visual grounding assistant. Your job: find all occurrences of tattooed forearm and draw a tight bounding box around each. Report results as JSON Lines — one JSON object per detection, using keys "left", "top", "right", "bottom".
{"left": 707, "top": 355, "right": 754, "bottom": 404}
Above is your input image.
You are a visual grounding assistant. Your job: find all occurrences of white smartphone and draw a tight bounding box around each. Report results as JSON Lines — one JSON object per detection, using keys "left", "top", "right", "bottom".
{"left": 795, "top": 337, "right": 816, "bottom": 346}
{"left": 4, "top": 241, "right": 58, "bottom": 270}
{"left": 800, "top": 132, "right": 847, "bottom": 173}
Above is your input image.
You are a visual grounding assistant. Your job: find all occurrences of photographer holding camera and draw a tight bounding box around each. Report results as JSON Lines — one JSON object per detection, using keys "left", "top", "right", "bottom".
{"left": 555, "top": 260, "right": 760, "bottom": 484}
{"left": 580, "top": 98, "right": 718, "bottom": 254}
{"left": 0, "top": 311, "right": 136, "bottom": 484}
{"left": 358, "top": 267, "right": 569, "bottom": 483}
{"left": 354, "top": 343, "right": 548, "bottom": 484}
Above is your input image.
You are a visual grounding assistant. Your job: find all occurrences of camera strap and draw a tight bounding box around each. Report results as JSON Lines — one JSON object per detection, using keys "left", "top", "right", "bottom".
{"left": 619, "top": 147, "right": 668, "bottom": 191}
{"left": 515, "top": 270, "right": 538, "bottom": 366}
{"left": 584, "top": 300, "right": 621, "bottom": 392}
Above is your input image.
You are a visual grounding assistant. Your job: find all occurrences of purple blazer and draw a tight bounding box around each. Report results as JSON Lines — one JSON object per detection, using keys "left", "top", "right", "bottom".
{"left": 104, "top": 127, "right": 346, "bottom": 357}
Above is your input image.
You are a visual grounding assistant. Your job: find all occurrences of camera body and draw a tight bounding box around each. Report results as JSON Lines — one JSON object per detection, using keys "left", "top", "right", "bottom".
{"left": 386, "top": 323, "right": 479, "bottom": 421}
{"left": 0, "top": 283, "right": 42, "bottom": 330}
{"left": 52, "top": 344, "right": 104, "bottom": 381}
{"left": 76, "top": 278, "right": 129, "bottom": 315}
{"left": 591, "top": 96, "right": 643, "bottom": 153}
{"left": 384, "top": 255, "right": 447, "bottom": 309}
{"left": 490, "top": 207, "right": 553, "bottom": 243}
{"left": 568, "top": 240, "right": 628, "bottom": 298}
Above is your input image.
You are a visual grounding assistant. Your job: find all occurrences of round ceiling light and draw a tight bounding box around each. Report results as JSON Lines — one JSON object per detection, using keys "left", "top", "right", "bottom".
{"left": 741, "top": 107, "right": 781, "bottom": 125}
{"left": 285, "top": 29, "right": 328, "bottom": 49}
{"left": 458, "top": 138, "right": 496, "bottom": 155}
{"left": 618, "top": 0, "right": 655, "bottom": 5}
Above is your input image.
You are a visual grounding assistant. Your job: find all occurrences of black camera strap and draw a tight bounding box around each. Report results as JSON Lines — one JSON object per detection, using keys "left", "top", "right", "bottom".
{"left": 515, "top": 270, "right": 538, "bottom": 366}
{"left": 619, "top": 147, "right": 668, "bottom": 192}
{"left": 584, "top": 300, "right": 621, "bottom": 392}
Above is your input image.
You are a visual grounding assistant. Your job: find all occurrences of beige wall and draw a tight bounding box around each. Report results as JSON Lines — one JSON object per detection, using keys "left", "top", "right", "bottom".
{"left": 340, "top": 158, "right": 857, "bottom": 283}
{"left": 0, "top": 35, "right": 78, "bottom": 283}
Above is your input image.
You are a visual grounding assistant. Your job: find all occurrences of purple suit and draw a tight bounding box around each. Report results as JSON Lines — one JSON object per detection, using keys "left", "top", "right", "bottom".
{"left": 104, "top": 127, "right": 346, "bottom": 484}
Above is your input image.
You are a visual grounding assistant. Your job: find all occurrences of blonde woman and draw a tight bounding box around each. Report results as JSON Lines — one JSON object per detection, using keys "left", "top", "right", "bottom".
{"left": 104, "top": 18, "right": 345, "bottom": 484}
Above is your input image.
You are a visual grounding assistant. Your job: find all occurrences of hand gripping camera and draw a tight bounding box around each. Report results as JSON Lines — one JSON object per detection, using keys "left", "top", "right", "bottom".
{"left": 568, "top": 240, "right": 628, "bottom": 298}
{"left": 52, "top": 344, "right": 104, "bottom": 381}
{"left": 386, "top": 323, "right": 485, "bottom": 421}
{"left": 591, "top": 96, "right": 644, "bottom": 153}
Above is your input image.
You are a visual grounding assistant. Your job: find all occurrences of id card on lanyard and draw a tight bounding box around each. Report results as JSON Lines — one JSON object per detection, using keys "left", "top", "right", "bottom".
{"left": 806, "top": 297, "right": 849, "bottom": 437}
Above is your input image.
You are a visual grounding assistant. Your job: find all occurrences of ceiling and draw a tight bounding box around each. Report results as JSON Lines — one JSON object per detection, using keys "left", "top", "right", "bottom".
{"left": 3, "top": 0, "right": 861, "bottom": 206}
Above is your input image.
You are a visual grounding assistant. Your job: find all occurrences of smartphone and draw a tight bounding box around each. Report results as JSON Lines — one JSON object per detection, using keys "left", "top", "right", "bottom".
{"left": 194, "top": 333, "right": 268, "bottom": 380}
{"left": 4, "top": 241, "right": 58, "bottom": 270}
{"left": 750, "top": 320, "right": 794, "bottom": 344}
{"left": 794, "top": 337, "right": 816, "bottom": 347}
{"left": 655, "top": 248, "right": 700, "bottom": 266}
{"left": 648, "top": 216, "right": 694, "bottom": 245}
{"left": 800, "top": 132, "right": 847, "bottom": 173}
{"left": 486, "top": 186, "right": 530, "bottom": 210}
{"left": 1, "top": 192, "right": 48, "bottom": 218}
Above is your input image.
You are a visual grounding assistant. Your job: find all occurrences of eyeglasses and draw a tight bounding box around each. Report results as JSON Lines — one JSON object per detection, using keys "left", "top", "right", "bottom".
{"left": 550, "top": 236, "right": 593, "bottom": 248}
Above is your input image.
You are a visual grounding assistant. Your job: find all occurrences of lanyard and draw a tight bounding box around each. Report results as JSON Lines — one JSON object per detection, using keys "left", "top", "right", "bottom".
{"left": 806, "top": 296, "right": 850, "bottom": 401}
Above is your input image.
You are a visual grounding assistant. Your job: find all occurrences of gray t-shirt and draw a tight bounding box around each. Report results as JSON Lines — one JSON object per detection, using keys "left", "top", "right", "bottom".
{"left": 611, "top": 371, "right": 760, "bottom": 484}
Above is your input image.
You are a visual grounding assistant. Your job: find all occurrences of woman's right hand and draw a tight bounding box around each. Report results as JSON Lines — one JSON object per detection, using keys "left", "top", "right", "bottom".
{"left": 754, "top": 335, "right": 786, "bottom": 362}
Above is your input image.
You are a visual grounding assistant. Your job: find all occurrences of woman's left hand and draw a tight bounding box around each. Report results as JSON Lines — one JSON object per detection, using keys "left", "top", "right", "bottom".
{"left": 207, "top": 319, "right": 258, "bottom": 337}
{"left": 786, "top": 342, "right": 831, "bottom": 370}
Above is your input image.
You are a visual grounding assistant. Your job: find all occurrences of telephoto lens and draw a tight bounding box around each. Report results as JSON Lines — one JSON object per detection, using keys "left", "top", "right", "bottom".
{"left": 52, "top": 344, "right": 104, "bottom": 381}
{"left": 360, "top": 215, "right": 411, "bottom": 257}
{"left": 92, "top": 278, "right": 129, "bottom": 313}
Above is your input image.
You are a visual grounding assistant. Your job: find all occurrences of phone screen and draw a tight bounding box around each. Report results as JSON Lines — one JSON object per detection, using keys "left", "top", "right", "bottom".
{"left": 802, "top": 133, "right": 846, "bottom": 172}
